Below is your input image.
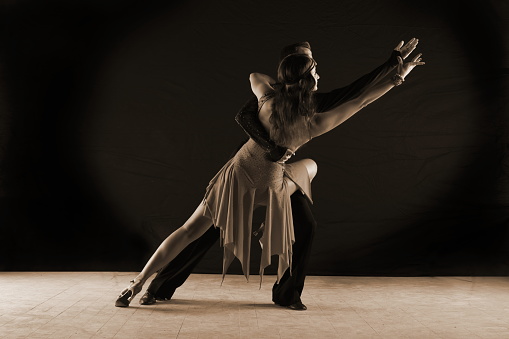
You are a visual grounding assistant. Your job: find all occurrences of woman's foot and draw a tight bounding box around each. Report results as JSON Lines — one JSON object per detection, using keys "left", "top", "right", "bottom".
{"left": 115, "top": 279, "right": 143, "bottom": 307}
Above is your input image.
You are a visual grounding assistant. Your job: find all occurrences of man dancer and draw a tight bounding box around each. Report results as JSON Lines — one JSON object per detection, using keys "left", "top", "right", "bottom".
{"left": 136, "top": 40, "right": 413, "bottom": 310}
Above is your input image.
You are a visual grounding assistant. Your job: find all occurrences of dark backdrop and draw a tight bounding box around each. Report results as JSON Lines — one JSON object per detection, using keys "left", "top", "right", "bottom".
{"left": 1, "top": 0, "right": 508, "bottom": 276}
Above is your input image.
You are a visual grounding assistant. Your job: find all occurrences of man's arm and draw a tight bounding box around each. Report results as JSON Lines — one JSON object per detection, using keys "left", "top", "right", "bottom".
{"left": 314, "top": 38, "right": 419, "bottom": 112}
{"left": 234, "top": 96, "right": 287, "bottom": 161}
{"left": 314, "top": 50, "right": 400, "bottom": 113}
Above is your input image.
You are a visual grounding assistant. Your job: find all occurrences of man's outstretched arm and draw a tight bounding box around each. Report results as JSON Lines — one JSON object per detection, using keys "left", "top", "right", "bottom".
{"left": 315, "top": 39, "right": 419, "bottom": 112}
{"left": 314, "top": 50, "right": 400, "bottom": 113}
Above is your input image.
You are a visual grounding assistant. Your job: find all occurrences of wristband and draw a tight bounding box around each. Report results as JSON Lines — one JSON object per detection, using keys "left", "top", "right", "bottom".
{"left": 391, "top": 74, "right": 405, "bottom": 86}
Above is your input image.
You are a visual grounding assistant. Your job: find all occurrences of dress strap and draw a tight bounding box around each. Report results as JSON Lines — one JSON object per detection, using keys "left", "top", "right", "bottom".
{"left": 307, "top": 119, "right": 313, "bottom": 141}
{"left": 258, "top": 91, "right": 275, "bottom": 112}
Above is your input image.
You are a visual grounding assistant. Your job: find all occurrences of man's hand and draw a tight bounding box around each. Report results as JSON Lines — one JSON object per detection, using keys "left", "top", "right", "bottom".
{"left": 268, "top": 146, "right": 290, "bottom": 162}
{"left": 275, "top": 148, "right": 295, "bottom": 164}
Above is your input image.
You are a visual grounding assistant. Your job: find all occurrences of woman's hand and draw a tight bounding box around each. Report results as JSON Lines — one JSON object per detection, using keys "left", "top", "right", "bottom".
{"left": 394, "top": 38, "right": 419, "bottom": 60}
{"left": 396, "top": 53, "right": 425, "bottom": 79}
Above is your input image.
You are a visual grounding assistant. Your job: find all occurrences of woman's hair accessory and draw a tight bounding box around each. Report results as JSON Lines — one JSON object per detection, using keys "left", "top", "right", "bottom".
{"left": 279, "top": 54, "right": 317, "bottom": 85}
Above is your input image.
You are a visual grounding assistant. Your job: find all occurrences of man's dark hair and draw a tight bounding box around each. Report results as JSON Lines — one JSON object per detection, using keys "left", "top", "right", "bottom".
{"left": 279, "top": 42, "right": 312, "bottom": 61}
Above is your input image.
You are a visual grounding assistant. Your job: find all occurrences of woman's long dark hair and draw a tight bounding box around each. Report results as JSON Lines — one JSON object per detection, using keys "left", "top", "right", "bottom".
{"left": 270, "top": 54, "right": 316, "bottom": 147}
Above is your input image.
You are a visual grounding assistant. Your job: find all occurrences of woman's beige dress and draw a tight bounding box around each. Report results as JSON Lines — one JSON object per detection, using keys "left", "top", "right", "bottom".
{"left": 203, "top": 94, "right": 312, "bottom": 284}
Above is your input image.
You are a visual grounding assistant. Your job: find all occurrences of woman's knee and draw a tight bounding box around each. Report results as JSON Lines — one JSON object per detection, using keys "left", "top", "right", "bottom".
{"left": 303, "top": 159, "right": 318, "bottom": 181}
{"left": 181, "top": 216, "right": 212, "bottom": 242}
{"left": 181, "top": 205, "right": 213, "bottom": 242}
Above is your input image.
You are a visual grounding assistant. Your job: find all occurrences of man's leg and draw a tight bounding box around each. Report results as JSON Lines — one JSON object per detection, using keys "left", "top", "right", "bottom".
{"left": 144, "top": 225, "right": 220, "bottom": 300}
{"left": 142, "top": 143, "right": 243, "bottom": 303}
{"left": 272, "top": 191, "right": 316, "bottom": 307}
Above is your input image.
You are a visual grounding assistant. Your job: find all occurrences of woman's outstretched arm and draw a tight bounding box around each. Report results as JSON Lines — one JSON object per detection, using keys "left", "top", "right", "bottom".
{"left": 310, "top": 52, "right": 425, "bottom": 138}
{"left": 235, "top": 39, "right": 419, "bottom": 162}
{"left": 314, "top": 38, "right": 419, "bottom": 113}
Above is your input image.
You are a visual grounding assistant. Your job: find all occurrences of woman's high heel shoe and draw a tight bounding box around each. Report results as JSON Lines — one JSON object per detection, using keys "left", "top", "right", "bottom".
{"left": 115, "top": 279, "right": 142, "bottom": 307}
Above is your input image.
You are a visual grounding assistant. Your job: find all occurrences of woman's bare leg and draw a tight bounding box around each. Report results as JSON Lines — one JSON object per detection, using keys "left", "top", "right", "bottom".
{"left": 287, "top": 158, "right": 318, "bottom": 182}
{"left": 138, "top": 159, "right": 316, "bottom": 282}
{"left": 299, "top": 158, "right": 318, "bottom": 182}
{"left": 137, "top": 202, "right": 212, "bottom": 284}
{"left": 120, "top": 202, "right": 213, "bottom": 300}
{"left": 283, "top": 158, "right": 318, "bottom": 196}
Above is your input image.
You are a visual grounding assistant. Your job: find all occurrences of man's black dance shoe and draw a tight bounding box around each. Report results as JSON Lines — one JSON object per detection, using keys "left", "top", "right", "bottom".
{"left": 287, "top": 301, "right": 307, "bottom": 311}
{"left": 275, "top": 301, "right": 307, "bottom": 311}
{"left": 139, "top": 291, "right": 157, "bottom": 305}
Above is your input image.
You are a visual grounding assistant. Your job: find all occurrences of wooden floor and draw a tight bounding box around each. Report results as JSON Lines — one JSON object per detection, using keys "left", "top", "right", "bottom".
{"left": 1, "top": 272, "right": 509, "bottom": 338}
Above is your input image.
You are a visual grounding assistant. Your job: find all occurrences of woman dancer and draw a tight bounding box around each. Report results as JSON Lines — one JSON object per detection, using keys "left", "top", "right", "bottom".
{"left": 115, "top": 39, "right": 424, "bottom": 307}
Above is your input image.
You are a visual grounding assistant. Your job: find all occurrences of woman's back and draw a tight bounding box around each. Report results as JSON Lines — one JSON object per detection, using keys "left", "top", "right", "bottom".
{"left": 258, "top": 96, "right": 312, "bottom": 153}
